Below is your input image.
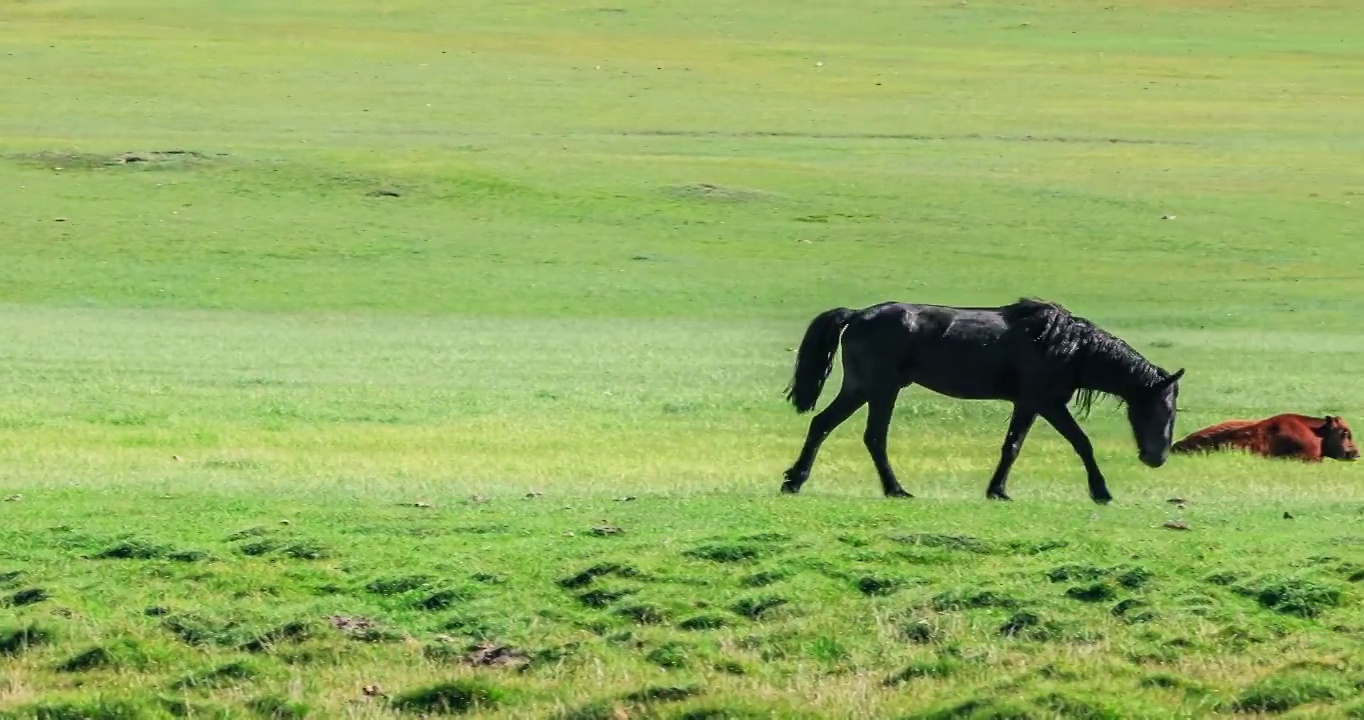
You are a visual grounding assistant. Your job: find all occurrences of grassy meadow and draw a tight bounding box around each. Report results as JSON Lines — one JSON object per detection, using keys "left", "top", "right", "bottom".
{"left": 2, "top": 0, "right": 1363, "bottom": 717}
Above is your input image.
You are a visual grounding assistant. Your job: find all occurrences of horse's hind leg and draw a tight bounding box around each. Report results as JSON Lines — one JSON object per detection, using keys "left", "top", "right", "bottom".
{"left": 986, "top": 404, "right": 1037, "bottom": 501}
{"left": 863, "top": 383, "right": 912, "bottom": 498}
{"left": 782, "top": 382, "right": 867, "bottom": 494}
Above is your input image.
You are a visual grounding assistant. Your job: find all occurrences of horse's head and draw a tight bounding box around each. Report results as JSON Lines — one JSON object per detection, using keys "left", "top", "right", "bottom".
{"left": 1315, "top": 415, "right": 1359, "bottom": 461}
{"left": 1126, "top": 368, "right": 1184, "bottom": 468}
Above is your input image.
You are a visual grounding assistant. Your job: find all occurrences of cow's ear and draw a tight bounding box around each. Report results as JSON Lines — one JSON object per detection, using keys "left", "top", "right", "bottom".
{"left": 1313, "top": 417, "right": 1336, "bottom": 437}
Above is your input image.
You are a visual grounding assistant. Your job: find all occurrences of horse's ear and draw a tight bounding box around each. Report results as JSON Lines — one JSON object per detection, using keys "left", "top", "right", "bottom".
{"left": 1155, "top": 368, "right": 1184, "bottom": 390}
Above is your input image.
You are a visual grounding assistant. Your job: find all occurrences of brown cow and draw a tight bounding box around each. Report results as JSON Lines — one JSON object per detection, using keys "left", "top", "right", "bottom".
{"left": 1172, "top": 413, "right": 1358, "bottom": 462}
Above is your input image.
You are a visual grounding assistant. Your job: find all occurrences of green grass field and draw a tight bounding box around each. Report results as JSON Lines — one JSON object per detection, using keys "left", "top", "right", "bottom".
{"left": 2, "top": 1, "right": 1363, "bottom": 717}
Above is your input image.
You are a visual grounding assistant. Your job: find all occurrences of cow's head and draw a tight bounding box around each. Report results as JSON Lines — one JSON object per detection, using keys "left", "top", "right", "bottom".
{"left": 1316, "top": 416, "right": 1359, "bottom": 460}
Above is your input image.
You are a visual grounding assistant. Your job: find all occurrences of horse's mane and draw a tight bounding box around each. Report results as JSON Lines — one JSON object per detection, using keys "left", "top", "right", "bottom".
{"left": 1002, "top": 298, "right": 1164, "bottom": 417}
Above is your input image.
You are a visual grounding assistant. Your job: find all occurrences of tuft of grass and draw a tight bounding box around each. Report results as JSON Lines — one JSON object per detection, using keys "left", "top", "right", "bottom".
{"left": 90, "top": 539, "right": 168, "bottom": 560}
{"left": 1, "top": 623, "right": 55, "bottom": 655}
{"left": 390, "top": 679, "right": 508, "bottom": 715}
{"left": 170, "top": 660, "right": 260, "bottom": 689}
{"left": 1231, "top": 667, "right": 1352, "bottom": 713}
{"left": 1231, "top": 577, "right": 1345, "bottom": 618}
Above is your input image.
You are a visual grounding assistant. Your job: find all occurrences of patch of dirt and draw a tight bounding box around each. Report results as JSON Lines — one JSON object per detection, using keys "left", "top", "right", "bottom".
{"left": 465, "top": 642, "right": 531, "bottom": 669}
{"left": 9, "top": 149, "right": 222, "bottom": 171}
{"left": 664, "top": 182, "right": 774, "bottom": 203}
{"left": 326, "top": 614, "right": 400, "bottom": 642}
{"left": 626, "top": 129, "right": 1187, "bottom": 145}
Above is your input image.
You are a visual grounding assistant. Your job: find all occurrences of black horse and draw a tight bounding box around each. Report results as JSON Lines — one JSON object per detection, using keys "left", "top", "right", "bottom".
{"left": 781, "top": 298, "right": 1184, "bottom": 504}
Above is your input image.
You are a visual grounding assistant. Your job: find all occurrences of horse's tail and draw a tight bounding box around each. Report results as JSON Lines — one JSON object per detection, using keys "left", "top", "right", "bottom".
{"left": 785, "top": 307, "right": 857, "bottom": 414}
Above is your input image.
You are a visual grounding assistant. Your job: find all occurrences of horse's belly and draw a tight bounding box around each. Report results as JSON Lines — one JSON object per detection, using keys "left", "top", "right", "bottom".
{"left": 906, "top": 359, "right": 1017, "bottom": 400}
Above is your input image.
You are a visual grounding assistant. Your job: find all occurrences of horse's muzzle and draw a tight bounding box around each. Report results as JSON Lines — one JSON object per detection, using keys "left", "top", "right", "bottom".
{"left": 1140, "top": 452, "right": 1168, "bottom": 468}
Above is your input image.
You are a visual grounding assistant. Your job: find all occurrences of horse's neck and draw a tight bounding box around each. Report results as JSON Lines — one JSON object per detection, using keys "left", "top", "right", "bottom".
{"left": 1078, "top": 355, "right": 1157, "bottom": 400}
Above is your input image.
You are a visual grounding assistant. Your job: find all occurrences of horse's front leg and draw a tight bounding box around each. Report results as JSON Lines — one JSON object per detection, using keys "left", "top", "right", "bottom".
{"left": 1039, "top": 404, "right": 1112, "bottom": 504}
{"left": 986, "top": 404, "right": 1037, "bottom": 501}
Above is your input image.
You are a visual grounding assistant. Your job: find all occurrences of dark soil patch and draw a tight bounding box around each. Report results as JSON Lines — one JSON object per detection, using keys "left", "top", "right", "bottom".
{"left": 167, "top": 549, "right": 212, "bottom": 562}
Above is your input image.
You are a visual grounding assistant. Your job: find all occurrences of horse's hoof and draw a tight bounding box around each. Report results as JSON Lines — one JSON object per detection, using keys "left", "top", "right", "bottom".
{"left": 1091, "top": 494, "right": 1113, "bottom": 505}
{"left": 885, "top": 489, "right": 914, "bottom": 499}
{"left": 987, "top": 492, "right": 1012, "bottom": 501}
{"left": 780, "top": 482, "right": 802, "bottom": 495}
